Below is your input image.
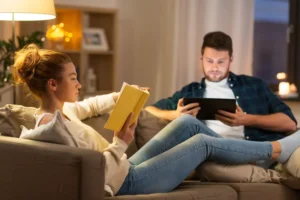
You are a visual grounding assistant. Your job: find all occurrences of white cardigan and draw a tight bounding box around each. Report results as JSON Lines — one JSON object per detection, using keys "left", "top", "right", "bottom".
{"left": 61, "top": 93, "right": 130, "bottom": 196}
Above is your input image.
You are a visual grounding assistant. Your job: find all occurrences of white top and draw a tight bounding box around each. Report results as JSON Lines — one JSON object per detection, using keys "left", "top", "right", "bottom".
{"left": 203, "top": 78, "right": 245, "bottom": 139}
{"left": 34, "top": 93, "right": 129, "bottom": 196}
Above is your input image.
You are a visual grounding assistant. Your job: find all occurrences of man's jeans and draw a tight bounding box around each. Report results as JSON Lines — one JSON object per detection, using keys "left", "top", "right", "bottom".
{"left": 117, "top": 115, "right": 272, "bottom": 195}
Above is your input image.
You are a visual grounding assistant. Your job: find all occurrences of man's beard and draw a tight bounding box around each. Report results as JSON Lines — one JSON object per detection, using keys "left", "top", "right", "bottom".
{"left": 204, "top": 70, "right": 229, "bottom": 82}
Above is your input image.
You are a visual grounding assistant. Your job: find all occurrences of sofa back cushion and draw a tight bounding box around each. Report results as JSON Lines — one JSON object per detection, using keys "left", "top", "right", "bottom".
{"left": 0, "top": 104, "right": 167, "bottom": 157}
{"left": 135, "top": 110, "right": 170, "bottom": 149}
{"left": 0, "top": 104, "right": 37, "bottom": 137}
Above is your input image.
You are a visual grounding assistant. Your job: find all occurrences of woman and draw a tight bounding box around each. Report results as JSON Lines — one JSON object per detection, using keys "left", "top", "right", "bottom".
{"left": 14, "top": 44, "right": 300, "bottom": 196}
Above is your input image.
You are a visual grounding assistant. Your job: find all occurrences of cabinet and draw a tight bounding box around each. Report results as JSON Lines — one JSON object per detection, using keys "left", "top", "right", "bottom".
{"left": 0, "top": 85, "right": 14, "bottom": 107}
{"left": 18, "top": 6, "right": 118, "bottom": 106}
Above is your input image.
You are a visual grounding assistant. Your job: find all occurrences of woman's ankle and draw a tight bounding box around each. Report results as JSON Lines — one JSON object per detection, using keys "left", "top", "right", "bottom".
{"left": 271, "top": 141, "right": 282, "bottom": 159}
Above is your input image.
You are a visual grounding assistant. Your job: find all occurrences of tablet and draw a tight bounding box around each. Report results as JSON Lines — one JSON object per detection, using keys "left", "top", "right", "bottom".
{"left": 183, "top": 98, "right": 236, "bottom": 120}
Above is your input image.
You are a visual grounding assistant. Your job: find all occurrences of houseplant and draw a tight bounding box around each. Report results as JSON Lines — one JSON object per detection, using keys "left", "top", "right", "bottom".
{"left": 0, "top": 31, "right": 45, "bottom": 88}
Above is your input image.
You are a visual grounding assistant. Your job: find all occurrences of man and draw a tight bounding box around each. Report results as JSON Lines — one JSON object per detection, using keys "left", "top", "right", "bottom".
{"left": 146, "top": 31, "right": 297, "bottom": 142}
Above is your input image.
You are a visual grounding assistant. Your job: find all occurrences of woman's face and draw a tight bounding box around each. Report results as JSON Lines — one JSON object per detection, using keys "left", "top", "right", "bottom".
{"left": 55, "top": 62, "right": 82, "bottom": 103}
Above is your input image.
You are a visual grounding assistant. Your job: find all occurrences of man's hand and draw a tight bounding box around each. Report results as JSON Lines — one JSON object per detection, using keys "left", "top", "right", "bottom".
{"left": 215, "top": 104, "right": 248, "bottom": 126}
{"left": 171, "top": 98, "right": 200, "bottom": 119}
{"left": 114, "top": 112, "right": 137, "bottom": 145}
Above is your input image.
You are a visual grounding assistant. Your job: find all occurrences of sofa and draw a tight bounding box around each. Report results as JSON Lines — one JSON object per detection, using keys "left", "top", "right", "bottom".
{"left": 0, "top": 104, "right": 299, "bottom": 200}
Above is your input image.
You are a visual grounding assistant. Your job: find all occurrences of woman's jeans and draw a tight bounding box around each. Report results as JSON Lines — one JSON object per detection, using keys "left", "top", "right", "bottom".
{"left": 116, "top": 114, "right": 272, "bottom": 195}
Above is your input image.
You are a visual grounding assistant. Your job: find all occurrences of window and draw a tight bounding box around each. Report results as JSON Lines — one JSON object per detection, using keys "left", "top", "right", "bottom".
{"left": 253, "top": 0, "right": 289, "bottom": 91}
{"left": 253, "top": 0, "right": 300, "bottom": 96}
{"left": 287, "top": 0, "right": 300, "bottom": 93}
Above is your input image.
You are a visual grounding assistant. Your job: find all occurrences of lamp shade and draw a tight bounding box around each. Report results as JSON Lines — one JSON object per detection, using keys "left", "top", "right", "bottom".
{"left": 0, "top": 0, "right": 56, "bottom": 21}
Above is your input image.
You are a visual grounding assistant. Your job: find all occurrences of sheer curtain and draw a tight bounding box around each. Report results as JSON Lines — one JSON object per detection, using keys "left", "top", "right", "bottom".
{"left": 116, "top": 0, "right": 254, "bottom": 103}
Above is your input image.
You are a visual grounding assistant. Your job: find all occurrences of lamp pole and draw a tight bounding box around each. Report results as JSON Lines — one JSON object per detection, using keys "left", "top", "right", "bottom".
{"left": 12, "top": 13, "right": 15, "bottom": 53}
{"left": 11, "top": 12, "right": 16, "bottom": 104}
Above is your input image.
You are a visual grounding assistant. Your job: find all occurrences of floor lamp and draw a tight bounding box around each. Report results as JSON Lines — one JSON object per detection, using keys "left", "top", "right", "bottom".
{"left": 0, "top": 0, "right": 56, "bottom": 104}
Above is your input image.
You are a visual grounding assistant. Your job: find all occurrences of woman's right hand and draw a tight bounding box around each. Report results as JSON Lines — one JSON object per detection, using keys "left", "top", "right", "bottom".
{"left": 114, "top": 112, "right": 137, "bottom": 145}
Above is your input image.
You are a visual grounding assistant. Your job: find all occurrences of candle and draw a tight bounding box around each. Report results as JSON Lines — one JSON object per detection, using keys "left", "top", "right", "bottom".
{"left": 279, "top": 82, "right": 290, "bottom": 95}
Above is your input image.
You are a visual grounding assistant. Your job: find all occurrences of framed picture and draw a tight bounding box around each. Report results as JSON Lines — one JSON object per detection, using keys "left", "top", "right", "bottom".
{"left": 82, "top": 28, "right": 109, "bottom": 51}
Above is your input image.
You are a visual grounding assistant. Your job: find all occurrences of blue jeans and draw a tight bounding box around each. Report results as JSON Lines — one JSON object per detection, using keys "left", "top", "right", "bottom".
{"left": 116, "top": 115, "right": 272, "bottom": 195}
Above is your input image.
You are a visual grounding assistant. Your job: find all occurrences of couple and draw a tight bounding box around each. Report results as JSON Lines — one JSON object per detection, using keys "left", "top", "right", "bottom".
{"left": 13, "top": 31, "right": 299, "bottom": 196}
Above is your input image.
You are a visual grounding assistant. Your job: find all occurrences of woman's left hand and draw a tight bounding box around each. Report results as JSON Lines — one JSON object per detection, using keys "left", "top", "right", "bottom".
{"left": 131, "top": 85, "right": 151, "bottom": 91}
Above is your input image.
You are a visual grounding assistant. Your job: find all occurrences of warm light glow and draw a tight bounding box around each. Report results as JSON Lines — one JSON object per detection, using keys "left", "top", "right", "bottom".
{"left": 290, "top": 84, "right": 298, "bottom": 93}
{"left": 279, "top": 82, "right": 290, "bottom": 95}
{"left": 276, "top": 72, "right": 287, "bottom": 80}
{"left": 0, "top": 0, "right": 56, "bottom": 21}
{"left": 46, "top": 23, "right": 73, "bottom": 43}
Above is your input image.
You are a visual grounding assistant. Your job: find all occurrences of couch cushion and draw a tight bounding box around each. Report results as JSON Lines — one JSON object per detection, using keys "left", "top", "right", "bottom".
{"left": 195, "top": 161, "right": 281, "bottom": 183}
{"left": 105, "top": 185, "right": 237, "bottom": 200}
{"left": 182, "top": 181, "right": 300, "bottom": 200}
{"left": 135, "top": 110, "right": 170, "bottom": 149}
{"left": 223, "top": 183, "right": 300, "bottom": 200}
{"left": 0, "top": 104, "right": 36, "bottom": 137}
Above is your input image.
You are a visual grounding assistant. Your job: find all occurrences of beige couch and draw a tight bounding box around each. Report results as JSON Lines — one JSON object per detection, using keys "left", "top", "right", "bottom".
{"left": 0, "top": 104, "right": 299, "bottom": 200}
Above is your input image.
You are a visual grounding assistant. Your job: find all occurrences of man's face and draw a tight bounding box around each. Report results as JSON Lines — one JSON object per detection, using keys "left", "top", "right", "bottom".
{"left": 201, "top": 47, "right": 232, "bottom": 82}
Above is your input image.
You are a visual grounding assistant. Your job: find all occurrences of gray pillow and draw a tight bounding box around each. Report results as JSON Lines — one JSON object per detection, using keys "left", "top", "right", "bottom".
{"left": 20, "top": 110, "right": 78, "bottom": 147}
{"left": 135, "top": 110, "right": 170, "bottom": 149}
{"left": 0, "top": 104, "right": 37, "bottom": 137}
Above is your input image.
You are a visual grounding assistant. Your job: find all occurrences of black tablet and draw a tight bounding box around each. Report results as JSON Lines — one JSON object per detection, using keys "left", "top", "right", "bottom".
{"left": 183, "top": 98, "right": 236, "bottom": 120}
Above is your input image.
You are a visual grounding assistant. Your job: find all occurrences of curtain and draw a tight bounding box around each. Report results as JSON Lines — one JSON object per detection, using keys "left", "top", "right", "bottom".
{"left": 116, "top": 0, "right": 254, "bottom": 104}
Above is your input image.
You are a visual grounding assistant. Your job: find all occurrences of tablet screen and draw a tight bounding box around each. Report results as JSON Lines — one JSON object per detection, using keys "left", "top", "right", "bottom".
{"left": 183, "top": 98, "right": 236, "bottom": 120}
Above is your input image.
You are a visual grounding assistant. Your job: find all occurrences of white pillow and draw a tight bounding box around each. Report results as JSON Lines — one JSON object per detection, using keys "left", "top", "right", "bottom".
{"left": 20, "top": 110, "right": 78, "bottom": 147}
{"left": 284, "top": 147, "right": 300, "bottom": 179}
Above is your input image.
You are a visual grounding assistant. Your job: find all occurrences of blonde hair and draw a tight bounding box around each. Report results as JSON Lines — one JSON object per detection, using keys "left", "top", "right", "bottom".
{"left": 13, "top": 44, "right": 71, "bottom": 99}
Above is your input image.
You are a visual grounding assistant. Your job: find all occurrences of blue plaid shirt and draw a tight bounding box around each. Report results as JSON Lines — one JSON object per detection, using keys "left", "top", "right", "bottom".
{"left": 153, "top": 72, "right": 297, "bottom": 141}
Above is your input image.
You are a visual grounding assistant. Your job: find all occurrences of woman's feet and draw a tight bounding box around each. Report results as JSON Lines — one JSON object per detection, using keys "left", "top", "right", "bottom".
{"left": 276, "top": 130, "right": 300, "bottom": 163}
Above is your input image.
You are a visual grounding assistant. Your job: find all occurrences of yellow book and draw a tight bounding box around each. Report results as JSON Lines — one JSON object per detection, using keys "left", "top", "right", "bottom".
{"left": 104, "top": 83, "right": 150, "bottom": 132}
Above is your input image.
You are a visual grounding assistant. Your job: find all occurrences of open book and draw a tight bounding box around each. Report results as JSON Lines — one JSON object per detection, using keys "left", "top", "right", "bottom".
{"left": 104, "top": 83, "right": 150, "bottom": 132}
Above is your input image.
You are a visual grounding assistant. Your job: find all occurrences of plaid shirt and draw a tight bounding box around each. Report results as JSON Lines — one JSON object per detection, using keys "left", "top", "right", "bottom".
{"left": 153, "top": 72, "right": 297, "bottom": 141}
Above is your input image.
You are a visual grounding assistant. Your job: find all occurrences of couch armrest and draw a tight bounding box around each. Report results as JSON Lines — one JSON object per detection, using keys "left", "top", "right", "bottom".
{"left": 0, "top": 136, "right": 105, "bottom": 200}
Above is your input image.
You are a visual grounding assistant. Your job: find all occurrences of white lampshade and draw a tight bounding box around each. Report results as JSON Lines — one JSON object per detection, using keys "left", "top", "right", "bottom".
{"left": 0, "top": 0, "right": 56, "bottom": 21}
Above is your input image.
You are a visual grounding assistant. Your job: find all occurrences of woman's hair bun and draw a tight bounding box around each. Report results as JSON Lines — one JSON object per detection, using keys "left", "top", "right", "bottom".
{"left": 13, "top": 44, "right": 41, "bottom": 84}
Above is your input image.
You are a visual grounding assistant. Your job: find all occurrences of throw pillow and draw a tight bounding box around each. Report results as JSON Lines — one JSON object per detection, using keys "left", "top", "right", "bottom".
{"left": 283, "top": 147, "right": 300, "bottom": 179}
{"left": 195, "top": 161, "right": 300, "bottom": 190}
{"left": 135, "top": 110, "right": 170, "bottom": 149}
{"left": 0, "top": 104, "right": 37, "bottom": 137}
{"left": 20, "top": 110, "right": 78, "bottom": 147}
